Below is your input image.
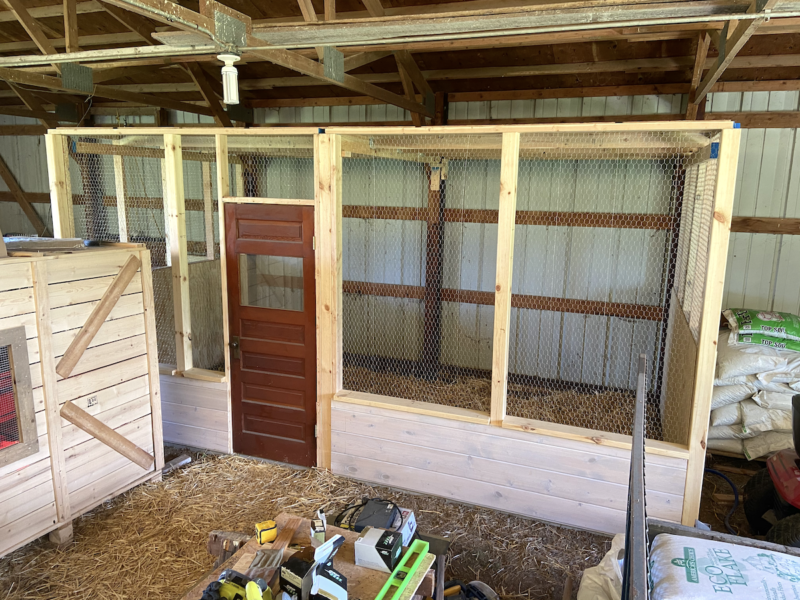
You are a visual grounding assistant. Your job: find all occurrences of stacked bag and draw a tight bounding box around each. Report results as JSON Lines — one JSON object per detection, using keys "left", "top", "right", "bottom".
{"left": 706, "top": 308, "right": 800, "bottom": 460}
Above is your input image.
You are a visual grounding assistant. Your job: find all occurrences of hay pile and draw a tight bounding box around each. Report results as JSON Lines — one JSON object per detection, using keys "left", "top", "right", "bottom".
{"left": 0, "top": 453, "right": 610, "bottom": 600}
{"left": 345, "top": 365, "right": 656, "bottom": 438}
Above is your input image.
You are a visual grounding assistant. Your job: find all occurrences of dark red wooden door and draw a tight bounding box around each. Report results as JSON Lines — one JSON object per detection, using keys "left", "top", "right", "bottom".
{"left": 225, "top": 203, "right": 316, "bottom": 467}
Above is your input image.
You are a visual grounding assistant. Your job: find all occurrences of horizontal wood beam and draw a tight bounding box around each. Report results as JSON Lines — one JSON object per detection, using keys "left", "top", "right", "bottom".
{"left": 100, "top": 0, "right": 159, "bottom": 44}
{"left": 0, "top": 125, "right": 48, "bottom": 136}
{"left": 342, "top": 280, "right": 663, "bottom": 321}
{"left": 731, "top": 216, "right": 800, "bottom": 235}
{"left": 0, "top": 1, "right": 101, "bottom": 23}
{"left": 4, "top": 0, "right": 63, "bottom": 73}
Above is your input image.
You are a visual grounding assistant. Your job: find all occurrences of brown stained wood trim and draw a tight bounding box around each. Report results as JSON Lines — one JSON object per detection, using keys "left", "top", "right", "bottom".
{"left": 343, "top": 280, "right": 663, "bottom": 321}
{"left": 0, "top": 152, "right": 50, "bottom": 236}
{"left": 731, "top": 216, "right": 800, "bottom": 235}
{"left": 343, "top": 204, "right": 672, "bottom": 230}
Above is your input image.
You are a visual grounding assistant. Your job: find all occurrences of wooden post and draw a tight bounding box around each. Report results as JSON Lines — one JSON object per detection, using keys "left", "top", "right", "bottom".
{"left": 163, "top": 133, "right": 192, "bottom": 373}
{"left": 421, "top": 161, "right": 445, "bottom": 378}
{"left": 316, "top": 133, "right": 342, "bottom": 469}
{"left": 216, "top": 133, "right": 233, "bottom": 454}
{"left": 202, "top": 161, "right": 215, "bottom": 260}
{"left": 489, "top": 132, "right": 521, "bottom": 427}
{"left": 161, "top": 145, "right": 171, "bottom": 267}
{"left": 113, "top": 139, "right": 128, "bottom": 242}
{"left": 46, "top": 133, "right": 75, "bottom": 238}
{"left": 32, "top": 260, "right": 72, "bottom": 529}
{"left": 139, "top": 248, "right": 165, "bottom": 472}
{"left": 681, "top": 128, "right": 741, "bottom": 525}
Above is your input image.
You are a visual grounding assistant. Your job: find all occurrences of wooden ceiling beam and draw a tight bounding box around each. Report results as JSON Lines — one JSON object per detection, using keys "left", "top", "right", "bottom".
{"left": 64, "top": 0, "right": 80, "bottom": 53}
{"left": 361, "top": 0, "right": 385, "bottom": 18}
{"left": 325, "top": 0, "right": 336, "bottom": 21}
{"left": 686, "top": 32, "right": 711, "bottom": 119}
{"left": 8, "top": 82, "right": 59, "bottom": 128}
{"left": 185, "top": 62, "right": 231, "bottom": 127}
{"left": 0, "top": 1, "right": 101, "bottom": 23}
{"left": 4, "top": 0, "right": 63, "bottom": 73}
{"left": 396, "top": 55, "right": 423, "bottom": 126}
{"left": 394, "top": 50, "right": 433, "bottom": 98}
{"left": 342, "top": 50, "right": 392, "bottom": 71}
{"left": 0, "top": 152, "right": 50, "bottom": 236}
{"left": 296, "top": 0, "right": 325, "bottom": 61}
{"left": 99, "top": 1, "right": 158, "bottom": 45}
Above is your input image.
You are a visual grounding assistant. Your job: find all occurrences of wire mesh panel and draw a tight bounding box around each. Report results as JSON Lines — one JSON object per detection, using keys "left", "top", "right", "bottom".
{"left": 0, "top": 344, "right": 19, "bottom": 450}
{"left": 504, "top": 130, "right": 720, "bottom": 442}
{"left": 342, "top": 133, "right": 502, "bottom": 410}
{"left": 227, "top": 135, "right": 315, "bottom": 199}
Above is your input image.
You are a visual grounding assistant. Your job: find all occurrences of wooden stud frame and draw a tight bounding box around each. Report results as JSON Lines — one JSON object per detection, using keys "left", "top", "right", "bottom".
{"left": 0, "top": 325, "right": 38, "bottom": 468}
{"left": 46, "top": 123, "right": 740, "bottom": 528}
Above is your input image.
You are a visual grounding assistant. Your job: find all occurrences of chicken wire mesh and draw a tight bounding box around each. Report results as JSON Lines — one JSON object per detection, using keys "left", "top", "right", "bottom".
{"left": 227, "top": 135, "right": 315, "bottom": 199}
{"left": 340, "top": 130, "right": 720, "bottom": 444}
{"left": 66, "top": 134, "right": 223, "bottom": 370}
{"left": 0, "top": 344, "right": 19, "bottom": 450}
{"left": 342, "top": 133, "right": 502, "bottom": 406}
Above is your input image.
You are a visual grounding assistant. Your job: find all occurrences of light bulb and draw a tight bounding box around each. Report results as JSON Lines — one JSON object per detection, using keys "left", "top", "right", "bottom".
{"left": 217, "top": 54, "right": 241, "bottom": 106}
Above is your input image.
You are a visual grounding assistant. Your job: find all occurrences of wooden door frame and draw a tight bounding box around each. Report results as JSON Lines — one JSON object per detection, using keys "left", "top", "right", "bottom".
{"left": 215, "top": 133, "right": 342, "bottom": 465}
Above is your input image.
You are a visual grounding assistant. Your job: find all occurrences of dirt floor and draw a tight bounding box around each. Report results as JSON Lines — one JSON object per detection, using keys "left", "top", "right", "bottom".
{"left": 699, "top": 452, "right": 766, "bottom": 538}
{"left": 344, "top": 366, "right": 659, "bottom": 439}
{"left": 0, "top": 447, "right": 611, "bottom": 600}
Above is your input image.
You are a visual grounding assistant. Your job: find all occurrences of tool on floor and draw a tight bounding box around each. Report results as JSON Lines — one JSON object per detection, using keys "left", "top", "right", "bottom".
{"left": 208, "top": 531, "right": 253, "bottom": 568}
{"left": 245, "top": 517, "right": 302, "bottom": 583}
{"left": 374, "top": 539, "right": 430, "bottom": 600}
{"left": 200, "top": 569, "right": 270, "bottom": 600}
{"left": 256, "top": 520, "right": 278, "bottom": 544}
{"left": 280, "top": 534, "right": 346, "bottom": 600}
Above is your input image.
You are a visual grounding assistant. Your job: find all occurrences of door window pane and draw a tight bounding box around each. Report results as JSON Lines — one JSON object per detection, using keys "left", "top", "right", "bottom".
{"left": 240, "top": 254, "right": 304, "bottom": 311}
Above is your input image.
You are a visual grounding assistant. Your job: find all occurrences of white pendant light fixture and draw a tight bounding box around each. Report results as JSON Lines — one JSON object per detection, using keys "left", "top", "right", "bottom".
{"left": 218, "top": 53, "right": 241, "bottom": 105}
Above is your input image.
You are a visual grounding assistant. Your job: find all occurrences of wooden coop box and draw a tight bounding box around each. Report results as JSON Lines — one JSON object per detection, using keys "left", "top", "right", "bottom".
{"left": 0, "top": 245, "right": 163, "bottom": 557}
{"left": 45, "top": 124, "right": 739, "bottom": 535}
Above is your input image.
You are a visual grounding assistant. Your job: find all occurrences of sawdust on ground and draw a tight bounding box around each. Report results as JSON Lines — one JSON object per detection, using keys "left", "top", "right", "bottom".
{"left": 0, "top": 451, "right": 611, "bottom": 600}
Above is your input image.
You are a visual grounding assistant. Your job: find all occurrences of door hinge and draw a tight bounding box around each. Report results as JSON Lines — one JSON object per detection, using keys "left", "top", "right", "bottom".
{"left": 314, "top": 425, "right": 318, "bottom": 438}
{"left": 312, "top": 235, "right": 316, "bottom": 250}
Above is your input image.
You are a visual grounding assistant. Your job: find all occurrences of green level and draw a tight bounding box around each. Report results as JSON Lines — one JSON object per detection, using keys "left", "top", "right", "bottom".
{"left": 374, "top": 539, "right": 430, "bottom": 600}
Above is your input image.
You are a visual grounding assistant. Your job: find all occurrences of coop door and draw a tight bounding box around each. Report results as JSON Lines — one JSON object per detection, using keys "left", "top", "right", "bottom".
{"left": 224, "top": 203, "right": 317, "bottom": 467}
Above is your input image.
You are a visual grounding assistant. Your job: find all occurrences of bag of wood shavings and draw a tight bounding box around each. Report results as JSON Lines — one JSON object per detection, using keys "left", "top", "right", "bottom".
{"left": 725, "top": 308, "right": 800, "bottom": 342}
{"left": 710, "top": 402, "right": 742, "bottom": 427}
{"left": 711, "top": 383, "right": 757, "bottom": 410}
{"left": 753, "top": 390, "right": 795, "bottom": 411}
{"left": 649, "top": 533, "right": 800, "bottom": 600}
{"left": 740, "top": 400, "right": 792, "bottom": 435}
{"left": 716, "top": 331, "right": 795, "bottom": 380}
{"left": 744, "top": 431, "right": 794, "bottom": 460}
{"left": 715, "top": 374, "right": 799, "bottom": 394}
{"left": 708, "top": 424, "right": 758, "bottom": 440}
{"left": 707, "top": 438, "right": 744, "bottom": 455}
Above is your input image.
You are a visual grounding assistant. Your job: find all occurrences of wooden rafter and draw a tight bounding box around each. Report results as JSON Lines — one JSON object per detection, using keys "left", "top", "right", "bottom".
{"left": 692, "top": 0, "right": 781, "bottom": 106}
{"left": 4, "top": 0, "right": 63, "bottom": 73}
{"left": 64, "top": 0, "right": 80, "bottom": 53}
{"left": 396, "top": 54, "right": 423, "bottom": 126}
{"left": 342, "top": 50, "right": 392, "bottom": 71}
{"left": 296, "top": 0, "right": 325, "bottom": 61}
{"left": 394, "top": 50, "right": 433, "bottom": 98}
{"left": 185, "top": 62, "right": 232, "bottom": 127}
{"left": 361, "top": 0, "right": 385, "bottom": 17}
{"left": 686, "top": 32, "right": 711, "bottom": 119}
{"left": 99, "top": 1, "right": 158, "bottom": 45}
{"left": 8, "top": 83, "right": 59, "bottom": 128}
{"left": 325, "top": 0, "right": 336, "bottom": 21}
{"left": 0, "top": 152, "right": 50, "bottom": 236}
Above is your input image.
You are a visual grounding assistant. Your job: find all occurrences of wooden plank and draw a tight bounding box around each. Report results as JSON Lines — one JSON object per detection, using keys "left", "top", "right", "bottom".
{"left": 164, "top": 134, "right": 192, "bottom": 373}
{"left": 162, "top": 401, "right": 228, "bottom": 432}
{"left": 55, "top": 255, "right": 142, "bottom": 378}
{"left": 395, "top": 50, "right": 434, "bottom": 99}
{"left": 681, "top": 127, "right": 741, "bottom": 526}
{"left": 336, "top": 390, "right": 489, "bottom": 424}
{"left": 325, "top": 0, "right": 336, "bottom": 20}
{"left": 0, "top": 262, "right": 33, "bottom": 292}
{"left": 182, "top": 367, "right": 226, "bottom": 382}
{"left": 50, "top": 292, "right": 143, "bottom": 334}
{"left": 0, "top": 503, "right": 58, "bottom": 559}
{"left": 686, "top": 32, "right": 711, "bottom": 120}
{"left": 162, "top": 420, "right": 229, "bottom": 452}
{"left": 0, "top": 151, "right": 49, "bottom": 236}
{"left": 186, "top": 62, "right": 232, "bottom": 127}
{"left": 60, "top": 400, "right": 154, "bottom": 470}
{"left": 0, "top": 287, "right": 36, "bottom": 319}
{"left": 361, "top": 0, "right": 385, "bottom": 17}
{"left": 69, "top": 460, "right": 158, "bottom": 518}
{"left": 8, "top": 83, "right": 59, "bottom": 129}
{"left": 48, "top": 273, "right": 141, "bottom": 310}
{"left": 67, "top": 436, "right": 154, "bottom": 494}
{"left": 56, "top": 335, "right": 146, "bottom": 382}
{"left": 64, "top": 0, "right": 80, "bottom": 52}
{"left": 4, "top": 0, "right": 62, "bottom": 73}
{"left": 57, "top": 354, "right": 148, "bottom": 402}
{"left": 32, "top": 260, "right": 72, "bottom": 526}
{"left": 731, "top": 216, "right": 800, "bottom": 234}
{"left": 396, "top": 56, "right": 423, "bottom": 127}
{"left": 100, "top": 0, "right": 158, "bottom": 44}
{"left": 215, "top": 134, "right": 233, "bottom": 454}
{"left": 112, "top": 139, "right": 128, "bottom": 243}
{"left": 46, "top": 134, "right": 75, "bottom": 239}
{"left": 315, "top": 133, "right": 343, "bottom": 469}
{"left": 65, "top": 414, "right": 151, "bottom": 473}
{"left": 490, "top": 132, "right": 520, "bottom": 427}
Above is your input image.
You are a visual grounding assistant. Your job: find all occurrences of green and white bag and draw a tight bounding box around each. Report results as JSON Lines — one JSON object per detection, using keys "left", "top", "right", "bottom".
{"left": 725, "top": 308, "right": 800, "bottom": 342}
{"left": 732, "top": 332, "right": 800, "bottom": 353}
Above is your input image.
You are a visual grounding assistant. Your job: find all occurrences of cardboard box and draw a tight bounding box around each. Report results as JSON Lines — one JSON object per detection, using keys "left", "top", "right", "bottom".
{"left": 280, "top": 551, "right": 316, "bottom": 600}
{"left": 395, "top": 508, "right": 417, "bottom": 546}
{"left": 354, "top": 527, "right": 403, "bottom": 573}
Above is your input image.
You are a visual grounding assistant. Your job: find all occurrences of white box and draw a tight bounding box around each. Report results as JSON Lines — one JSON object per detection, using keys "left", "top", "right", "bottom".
{"left": 396, "top": 508, "right": 417, "bottom": 547}
{"left": 354, "top": 527, "right": 402, "bottom": 573}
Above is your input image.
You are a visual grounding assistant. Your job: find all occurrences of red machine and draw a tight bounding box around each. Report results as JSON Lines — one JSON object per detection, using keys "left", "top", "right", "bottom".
{"left": 744, "top": 394, "right": 800, "bottom": 546}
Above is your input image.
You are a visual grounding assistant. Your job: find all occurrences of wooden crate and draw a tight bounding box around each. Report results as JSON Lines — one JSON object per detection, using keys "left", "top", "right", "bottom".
{"left": 0, "top": 245, "right": 163, "bottom": 557}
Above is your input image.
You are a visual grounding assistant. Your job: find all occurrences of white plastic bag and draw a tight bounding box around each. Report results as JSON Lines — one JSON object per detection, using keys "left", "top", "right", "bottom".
{"left": 716, "top": 330, "right": 795, "bottom": 380}
{"left": 708, "top": 424, "right": 758, "bottom": 440}
{"left": 740, "top": 400, "right": 792, "bottom": 434}
{"left": 577, "top": 534, "right": 624, "bottom": 600}
{"left": 710, "top": 403, "right": 741, "bottom": 427}
{"left": 743, "top": 431, "right": 794, "bottom": 460}
{"left": 707, "top": 438, "right": 744, "bottom": 454}
{"left": 711, "top": 383, "right": 756, "bottom": 410}
{"left": 753, "top": 390, "right": 795, "bottom": 411}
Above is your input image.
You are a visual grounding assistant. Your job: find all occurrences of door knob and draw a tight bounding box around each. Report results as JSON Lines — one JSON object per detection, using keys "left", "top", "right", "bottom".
{"left": 230, "top": 336, "right": 240, "bottom": 359}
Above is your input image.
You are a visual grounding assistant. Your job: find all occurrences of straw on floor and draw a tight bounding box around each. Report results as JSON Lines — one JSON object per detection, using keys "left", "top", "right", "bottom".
{"left": 0, "top": 453, "right": 610, "bottom": 600}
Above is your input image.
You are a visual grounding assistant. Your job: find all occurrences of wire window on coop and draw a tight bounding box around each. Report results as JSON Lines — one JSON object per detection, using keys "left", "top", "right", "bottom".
{"left": 0, "top": 326, "right": 37, "bottom": 468}
{"left": 340, "top": 129, "right": 721, "bottom": 446}
{"left": 65, "top": 134, "right": 224, "bottom": 372}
